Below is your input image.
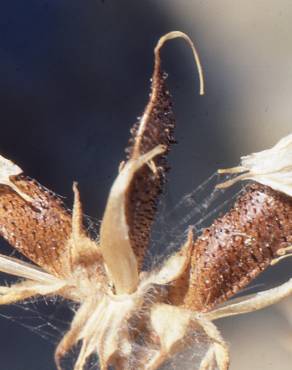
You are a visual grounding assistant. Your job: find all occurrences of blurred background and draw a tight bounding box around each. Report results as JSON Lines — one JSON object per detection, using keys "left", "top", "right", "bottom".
{"left": 0, "top": 1, "right": 291, "bottom": 369}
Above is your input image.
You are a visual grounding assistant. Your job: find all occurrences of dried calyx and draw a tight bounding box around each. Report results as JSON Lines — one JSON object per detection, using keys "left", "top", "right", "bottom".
{"left": 0, "top": 30, "right": 291, "bottom": 370}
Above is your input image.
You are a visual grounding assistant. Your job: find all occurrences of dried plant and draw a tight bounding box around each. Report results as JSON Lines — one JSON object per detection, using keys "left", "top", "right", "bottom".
{"left": 0, "top": 31, "right": 291, "bottom": 370}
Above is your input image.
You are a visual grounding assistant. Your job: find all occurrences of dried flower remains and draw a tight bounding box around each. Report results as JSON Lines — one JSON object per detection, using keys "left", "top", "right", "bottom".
{"left": 0, "top": 31, "right": 291, "bottom": 370}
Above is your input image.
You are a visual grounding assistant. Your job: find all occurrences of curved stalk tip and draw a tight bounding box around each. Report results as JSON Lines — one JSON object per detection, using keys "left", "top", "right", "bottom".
{"left": 154, "top": 31, "right": 205, "bottom": 96}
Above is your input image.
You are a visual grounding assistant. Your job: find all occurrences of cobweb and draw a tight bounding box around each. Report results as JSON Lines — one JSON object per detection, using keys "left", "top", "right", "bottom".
{"left": 145, "top": 171, "right": 244, "bottom": 270}
{"left": 0, "top": 294, "right": 71, "bottom": 344}
{"left": 0, "top": 171, "right": 245, "bottom": 369}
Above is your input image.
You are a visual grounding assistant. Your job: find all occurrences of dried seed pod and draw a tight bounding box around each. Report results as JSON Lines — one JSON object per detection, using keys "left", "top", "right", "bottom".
{"left": 0, "top": 173, "right": 72, "bottom": 277}
{"left": 124, "top": 31, "right": 204, "bottom": 270}
{"left": 166, "top": 134, "right": 292, "bottom": 312}
{"left": 174, "top": 183, "right": 292, "bottom": 312}
{"left": 124, "top": 55, "right": 176, "bottom": 272}
{"left": 100, "top": 32, "right": 204, "bottom": 294}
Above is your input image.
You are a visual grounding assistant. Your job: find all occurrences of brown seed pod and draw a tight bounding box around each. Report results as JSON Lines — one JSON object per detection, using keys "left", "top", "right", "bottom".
{"left": 182, "top": 183, "right": 292, "bottom": 311}
{"left": 0, "top": 174, "right": 72, "bottom": 277}
{"left": 99, "top": 31, "right": 204, "bottom": 294}
{"left": 124, "top": 31, "right": 204, "bottom": 271}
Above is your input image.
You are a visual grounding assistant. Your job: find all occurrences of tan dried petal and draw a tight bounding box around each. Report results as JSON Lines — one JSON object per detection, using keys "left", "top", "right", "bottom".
{"left": 150, "top": 303, "right": 192, "bottom": 352}
{"left": 100, "top": 146, "right": 166, "bottom": 294}
{"left": 0, "top": 154, "right": 32, "bottom": 202}
{"left": 217, "top": 133, "right": 292, "bottom": 196}
{"left": 153, "top": 229, "right": 193, "bottom": 285}
{"left": 165, "top": 232, "right": 194, "bottom": 307}
{"left": 0, "top": 254, "right": 62, "bottom": 283}
{"left": 69, "top": 183, "right": 104, "bottom": 276}
{"left": 76, "top": 295, "right": 137, "bottom": 370}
